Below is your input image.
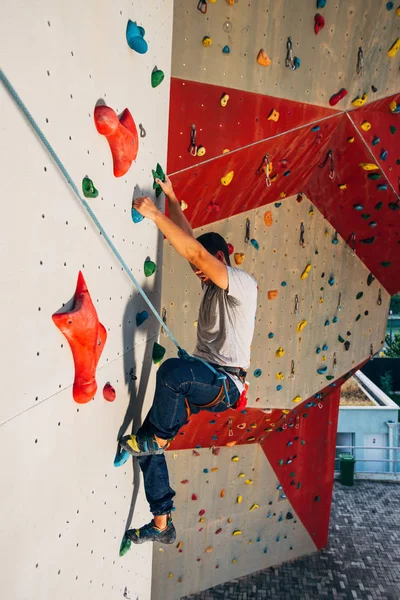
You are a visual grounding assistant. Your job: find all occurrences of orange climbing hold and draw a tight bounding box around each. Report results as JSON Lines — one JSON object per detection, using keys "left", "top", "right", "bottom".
{"left": 268, "top": 290, "right": 278, "bottom": 300}
{"left": 267, "top": 108, "right": 280, "bottom": 122}
{"left": 52, "top": 271, "right": 107, "bottom": 404}
{"left": 94, "top": 105, "right": 139, "bottom": 177}
{"left": 257, "top": 49, "right": 272, "bottom": 66}
{"left": 264, "top": 211, "right": 273, "bottom": 227}
{"left": 234, "top": 253, "right": 245, "bottom": 265}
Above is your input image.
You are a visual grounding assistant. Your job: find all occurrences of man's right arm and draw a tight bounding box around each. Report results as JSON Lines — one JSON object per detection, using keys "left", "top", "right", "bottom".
{"left": 156, "top": 175, "right": 194, "bottom": 238}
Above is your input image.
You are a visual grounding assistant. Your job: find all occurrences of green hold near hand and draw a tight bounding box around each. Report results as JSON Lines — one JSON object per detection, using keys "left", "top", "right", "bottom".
{"left": 152, "top": 342, "right": 166, "bottom": 364}
{"left": 82, "top": 177, "right": 98, "bottom": 198}
{"left": 151, "top": 68, "right": 165, "bottom": 88}
{"left": 152, "top": 163, "right": 166, "bottom": 198}
{"left": 144, "top": 259, "right": 156, "bottom": 277}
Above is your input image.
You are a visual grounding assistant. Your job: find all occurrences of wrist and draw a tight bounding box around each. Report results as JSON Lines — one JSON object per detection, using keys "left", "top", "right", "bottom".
{"left": 167, "top": 192, "right": 178, "bottom": 202}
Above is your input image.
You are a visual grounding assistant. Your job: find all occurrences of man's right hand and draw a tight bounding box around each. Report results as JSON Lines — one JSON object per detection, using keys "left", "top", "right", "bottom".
{"left": 156, "top": 175, "right": 176, "bottom": 200}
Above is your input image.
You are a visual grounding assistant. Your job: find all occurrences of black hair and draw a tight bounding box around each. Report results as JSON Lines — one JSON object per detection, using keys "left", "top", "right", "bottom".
{"left": 196, "top": 232, "right": 231, "bottom": 266}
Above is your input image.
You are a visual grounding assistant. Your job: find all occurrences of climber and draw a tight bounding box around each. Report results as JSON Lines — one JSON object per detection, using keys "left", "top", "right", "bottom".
{"left": 120, "top": 175, "right": 258, "bottom": 545}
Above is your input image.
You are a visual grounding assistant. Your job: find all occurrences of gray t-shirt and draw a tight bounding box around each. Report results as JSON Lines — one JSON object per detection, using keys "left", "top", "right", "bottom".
{"left": 193, "top": 266, "right": 258, "bottom": 392}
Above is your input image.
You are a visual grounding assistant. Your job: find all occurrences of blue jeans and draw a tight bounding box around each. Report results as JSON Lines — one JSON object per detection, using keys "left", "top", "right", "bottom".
{"left": 137, "top": 357, "right": 240, "bottom": 516}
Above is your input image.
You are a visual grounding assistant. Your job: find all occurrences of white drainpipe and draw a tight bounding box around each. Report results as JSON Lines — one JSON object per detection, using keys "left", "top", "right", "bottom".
{"left": 386, "top": 421, "right": 397, "bottom": 472}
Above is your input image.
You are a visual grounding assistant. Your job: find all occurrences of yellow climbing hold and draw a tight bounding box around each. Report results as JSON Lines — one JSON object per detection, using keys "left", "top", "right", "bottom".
{"left": 232, "top": 559, "right": 237, "bottom": 564}
{"left": 168, "top": 573, "right": 173, "bottom": 578}
{"left": 227, "top": 517, "right": 232, "bottom": 523}
{"left": 247, "top": 437, "right": 256, "bottom": 442}
{"left": 232, "top": 530, "right": 242, "bottom": 536}
{"left": 199, "top": 517, "right": 206, "bottom": 523}
{"left": 194, "top": 320, "right": 198, "bottom": 327}
{"left": 234, "top": 253, "right": 245, "bottom": 265}
{"left": 205, "top": 546, "right": 213, "bottom": 553}
{"left": 359, "top": 163, "right": 379, "bottom": 171}
{"left": 222, "top": 148, "right": 230, "bottom": 154}
{"left": 296, "top": 320, "right": 307, "bottom": 333}
{"left": 338, "top": 184, "right": 347, "bottom": 190}
{"left": 238, "top": 473, "right": 245, "bottom": 478}
{"left": 293, "top": 396, "right": 302, "bottom": 403}
{"left": 202, "top": 36, "right": 212, "bottom": 47}
{"left": 276, "top": 372, "right": 284, "bottom": 380}
{"left": 250, "top": 423, "right": 257, "bottom": 429}
{"left": 268, "top": 108, "right": 280, "bottom": 122}
{"left": 397, "top": 5, "right": 400, "bottom": 16}
{"left": 319, "top": 297, "right": 324, "bottom": 304}
{"left": 250, "top": 504, "right": 259, "bottom": 511}
{"left": 265, "top": 427, "right": 273, "bottom": 432}
{"left": 237, "top": 495, "right": 243, "bottom": 504}
{"left": 226, "top": 440, "right": 237, "bottom": 447}
{"left": 351, "top": 93, "right": 368, "bottom": 107}
{"left": 211, "top": 467, "right": 218, "bottom": 472}
{"left": 221, "top": 171, "right": 234, "bottom": 186}
{"left": 220, "top": 93, "right": 230, "bottom": 107}
{"left": 276, "top": 347, "right": 284, "bottom": 358}
{"left": 177, "top": 541, "right": 183, "bottom": 549}
{"left": 389, "top": 100, "right": 398, "bottom": 113}
{"left": 280, "top": 192, "right": 287, "bottom": 198}
{"left": 301, "top": 264, "right": 311, "bottom": 279}
{"left": 244, "top": 479, "right": 254, "bottom": 485}
{"left": 197, "top": 146, "right": 206, "bottom": 157}
{"left": 257, "top": 49, "right": 272, "bottom": 66}
{"left": 361, "top": 121, "right": 371, "bottom": 131}
{"left": 180, "top": 200, "right": 188, "bottom": 211}
{"left": 282, "top": 409, "right": 290, "bottom": 415}
{"left": 322, "top": 355, "right": 326, "bottom": 362}
{"left": 309, "top": 208, "right": 315, "bottom": 216}
{"left": 348, "top": 136, "right": 355, "bottom": 143}
{"left": 388, "top": 38, "right": 400, "bottom": 57}
{"left": 231, "top": 456, "right": 239, "bottom": 462}
{"left": 270, "top": 173, "right": 278, "bottom": 183}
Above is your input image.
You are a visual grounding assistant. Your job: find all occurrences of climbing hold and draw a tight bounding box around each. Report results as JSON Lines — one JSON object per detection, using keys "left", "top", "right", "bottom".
{"left": 344, "top": 341, "right": 351, "bottom": 351}
{"left": 237, "top": 495, "right": 243, "bottom": 504}
{"left": 317, "top": 367, "right": 328, "bottom": 374}
{"left": 216, "top": 528, "right": 223, "bottom": 535}
{"left": 152, "top": 163, "right": 166, "bottom": 198}
{"left": 387, "top": 1, "right": 394, "bottom": 9}
{"left": 264, "top": 211, "right": 273, "bottom": 227}
{"left": 250, "top": 239, "right": 260, "bottom": 250}
{"left": 359, "top": 162, "right": 379, "bottom": 171}
{"left": 353, "top": 204, "right": 364, "bottom": 211}
{"left": 301, "top": 264, "right": 311, "bottom": 279}
{"left": 293, "top": 57, "right": 301, "bottom": 69}
{"left": 144, "top": 259, "right": 156, "bottom": 277}
{"left": 360, "top": 237, "right": 375, "bottom": 244}
{"left": 231, "top": 456, "right": 239, "bottom": 462}
{"left": 317, "top": 0, "right": 327, "bottom": 7}
{"left": 202, "top": 36, "right": 212, "bottom": 47}
{"left": 388, "top": 38, "right": 400, "bottom": 57}
{"left": 181, "top": 480, "right": 189, "bottom": 484}
{"left": 274, "top": 202, "right": 282, "bottom": 208}
{"left": 193, "top": 450, "right": 200, "bottom": 457}
{"left": 220, "top": 93, "right": 230, "bottom": 107}
{"left": 197, "top": 146, "right": 206, "bottom": 157}
{"left": 338, "top": 184, "right": 347, "bottom": 190}
{"left": 361, "top": 213, "right": 371, "bottom": 220}
{"left": 52, "top": 271, "right": 107, "bottom": 404}
{"left": 151, "top": 69, "right": 164, "bottom": 88}
{"left": 103, "top": 382, "right": 116, "bottom": 402}
{"left": 348, "top": 137, "right": 355, "bottom": 143}
{"left": 268, "top": 332, "right": 274, "bottom": 338}
{"left": 281, "top": 281, "right": 287, "bottom": 287}
{"left": 82, "top": 177, "right": 98, "bottom": 198}
{"left": 94, "top": 105, "right": 139, "bottom": 178}
{"left": 283, "top": 170, "right": 291, "bottom": 177}
{"left": 211, "top": 467, "right": 218, "bottom": 472}
{"left": 191, "top": 494, "right": 197, "bottom": 501}
{"left": 356, "top": 292, "right": 364, "bottom": 300}
{"left": 325, "top": 320, "right": 330, "bottom": 326}
{"left": 238, "top": 473, "right": 245, "bottom": 478}
{"left": 292, "top": 396, "right": 302, "bottom": 403}
{"left": 329, "top": 88, "right": 348, "bottom": 106}
{"left": 390, "top": 126, "right": 397, "bottom": 134}
{"left": 136, "top": 311, "right": 149, "bottom": 327}
{"left": 250, "top": 504, "right": 259, "bottom": 511}
{"left": 381, "top": 261, "right": 392, "bottom": 267}
{"left": 375, "top": 201, "right": 383, "bottom": 210}
{"left": 316, "top": 347, "right": 321, "bottom": 354}
{"left": 203, "top": 469, "right": 209, "bottom": 474}
{"left": 368, "top": 173, "right": 381, "bottom": 180}
{"left": 326, "top": 375, "right": 334, "bottom": 381}
{"left": 244, "top": 479, "right": 253, "bottom": 485}
{"left": 126, "top": 20, "right": 148, "bottom": 54}
{"left": 222, "top": 45, "right": 231, "bottom": 54}
{"left": 380, "top": 149, "right": 388, "bottom": 161}
{"left": 152, "top": 342, "right": 166, "bottom": 364}
{"left": 227, "top": 243, "right": 234, "bottom": 255}
{"left": 361, "top": 121, "right": 372, "bottom": 131}
{"left": 180, "top": 200, "right": 188, "bottom": 212}
{"left": 338, "top": 335, "right": 345, "bottom": 343}
{"left": 312, "top": 126, "right": 321, "bottom": 132}
{"left": 232, "top": 530, "right": 242, "bottom": 536}
{"left": 234, "top": 253, "right": 245, "bottom": 265}
{"left": 280, "top": 192, "right": 287, "bottom": 198}
{"left": 377, "top": 184, "right": 388, "bottom": 191}
{"left": 389, "top": 201, "right": 400, "bottom": 211}
{"left": 352, "top": 93, "right": 368, "bottom": 107}
{"left": 220, "top": 489, "right": 225, "bottom": 498}
{"left": 257, "top": 49, "right": 272, "bottom": 66}
{"left": 276, "top": 347, "right": 284, "bottom": 358}
{"left": 199, "top": 509, "right": 206, "bottom": 516}
{"left": 296, "top": 320, "right": 307, "bottom": 333}
{"left": 132, "top": 207, "right": 144, "bottom": 223}
{"left": 389, "top": 100, "right": 400, "bottom": 113}
{"left": 371, "top": 85, "right": 378, "bottom": 93}
{"left": 332, "top": 316, "right": 338, "bottom": 324}
{"left": 221, "top": 171, "right": 234, "bottom": 186}
{"left": 314, "top": 13, "right": 325, "bottom": 34}
{"left": 276, "top": 372, "right": 284, "bottom": 380}
{"left": 372, "top": 136, "right": 380, "bottom": 146}
{"left": 367, "top": 273, "right": 375, "bottom": 286}
{"left": 254, "top": 369, "right": 262, "bottom": 378}
{"left": 205, "top": 546, "right": 213, "bottom": 553}
{"left": 267, "top": 108, "right": 280, "bottom": 122}
{"left": 328, "top": 276, "right": 335, "bottom": 286}
{"left": 268, "top": 290, "right": 278, "bottom": 300}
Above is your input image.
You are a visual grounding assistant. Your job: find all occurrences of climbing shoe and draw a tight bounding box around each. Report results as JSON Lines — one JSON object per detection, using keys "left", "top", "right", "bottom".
{"left": 119, "top": 432, "right": 166, "bottom": 457}
{"left": 124, "top": 515, "right": 176, "bottom": 546}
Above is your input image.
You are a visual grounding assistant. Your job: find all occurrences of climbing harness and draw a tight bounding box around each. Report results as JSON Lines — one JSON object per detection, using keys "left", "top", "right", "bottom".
{"left": 188, "top": 124, "right": 198, "bottom": 156}
{"left": 0, "top": 68, "right": 231, "bottom": 404}
{"left": 356, "top": 47, "right": 364, "bottom": 76}
{"left": 299, "top": 222, "right": 305, "bottom": 248}
{"left": 319, "top": 149, "right": 335, "bottom": 179}
{"left": 256, "top": 153, "right": 271, "bottom": 186}
{"left": 285, "top": 37, "right": 294, "bottom": 69}
{"left": 197, "top": 0, "right": 207, "bottom": 13}
{"left": 245, "top": 218, "right": 251, "bottom": 244}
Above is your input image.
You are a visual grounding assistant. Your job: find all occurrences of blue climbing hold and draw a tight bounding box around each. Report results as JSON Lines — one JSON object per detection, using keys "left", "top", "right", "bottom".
{"left": 126, "top": 20, "right": 148, "bottom": 54}
{"left": 250, "top": 238, "right": 260, "bottom": 250}
{"left": 284, "top": 170, "right": 291, "bottom": 176}
{"left": 322, "top": 344, "right": 328, "bottom": 351}
{"left": 325, "top": 320, "right": 330, "bottom": 326}
{"left": 317, "top": 0, "right": 327, "bottom": 7}
{"left": 386, "top": 1, "right": 394, "bottom": 9}
{"left": 274, "top": 202, "right": 282, "bottom": 208}
{"left": 203, "top": 468, "right": 209, "bottom": 473}
{"left": 380, "top": 149, "right": 388, "bottom": 161}
{"left": 287, "top": 441, "right": 293, "bottom": 446}
{"left": 332, "top": 316, "right": 338, "bottom": 323}
{"left": 311, "top": 125, "right": 321, "bottom": 132}
{"left": 136, "top": 310, "right": 149, "bottom": 327}
{"left": 372, "top": 136, "right": 380, "bottom": 146}
{"left": 276, "top": 385, "right": 282, "bottom": 391}
{"left": 268, "top": 332, "right": 274, "bottom": 338}
{"left": 254, "top": 369, "right": 262, "bottom": 378}
{"left": 293, "top": 57, "right": 301, "bottom": 70}
{"left": 317, "top": 366, "right": 328, "bottom": 374}
{"left": 222, "top": 45, "right": 231, "bottom": 54}
{"left": 328, "top": 276, "right": 335, "bottom": 286}
{"left": 316, "top": 347, "right": 321, "bottom": 354}
{"left": 281, "top": 281, "right": 287, "bottom": 287}
{"left": 377, "top": 184, "right": 388, "bottom": 191}
{"left": 132, "top": 207, "right": 144, "bottom": 223}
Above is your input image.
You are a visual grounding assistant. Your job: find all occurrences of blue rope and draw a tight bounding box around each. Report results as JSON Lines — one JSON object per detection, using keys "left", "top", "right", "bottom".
{"left": 0, "top": 68, "right": 229, "bottom": 401}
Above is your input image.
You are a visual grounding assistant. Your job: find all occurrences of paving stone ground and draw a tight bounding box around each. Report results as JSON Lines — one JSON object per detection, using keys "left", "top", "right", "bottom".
{"left": 182, "top": 481, "right": 400, "bottom": 600}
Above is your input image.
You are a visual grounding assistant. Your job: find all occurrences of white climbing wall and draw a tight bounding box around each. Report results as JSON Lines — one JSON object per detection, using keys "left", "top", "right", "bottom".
{"left": 161, "top": 194, "right": 390, "bottom": 409}
{"left": 0, "top": 1, "right": 173, "bottom": 599}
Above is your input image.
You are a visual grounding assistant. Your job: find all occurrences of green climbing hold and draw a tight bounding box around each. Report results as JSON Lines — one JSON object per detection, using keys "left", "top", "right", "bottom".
{"left": 119, "top": 536, "right": 132, "bottom": 557}
{"left": 356, "top": 292, "right": 364, "bottom": 299}
{"left": 82, "top": 177, "right": 99, "bottom": 198}
{"left": 151, "top": 69, "right": 165, "bottom": 88}
{"left": 390, "top": 126, "right": 396, "bottom": 134}
{"left": 360, "top": 237, "right": 376, "bottom": 244}
{"left": 144, "top": 259, "right": 156, "bottom": 277}
{"left": 361, "top": 213, "right": 371, "bottom": 220}
{"left": 375, "top": 202, "right": 383, "bottom": 210}
{"left": 338, "top": 335, "right": 344, "bottom": 343}
{"left": 355, "top": 314, "right": 361, "bottom": 321}
{"left": 152, "top": 342, "right": 166, "bottom": 364}
{"left": 152, "top": 163, "right": 166, "bottom": 197}
{"left": 381, "top": 261, "right": 392, "bottom": 267}
{"left": 326, "top": 375, "right": 334, "bottom": 381}
{"left": 300, "top": 440, "right": 305, "bottom": 445}
{"left": 388, "top": 202, "right": 400, "bottom": 211}
{"left": 367, "top": 173, "right": 381, "bottom": 180}
{"left": 278, "top": 459, "right": 284, "bottom": 466}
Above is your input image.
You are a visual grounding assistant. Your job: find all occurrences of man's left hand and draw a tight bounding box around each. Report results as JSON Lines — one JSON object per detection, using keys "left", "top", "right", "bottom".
{"left": 133, "top": 196, "right": 160, "bottom": 221}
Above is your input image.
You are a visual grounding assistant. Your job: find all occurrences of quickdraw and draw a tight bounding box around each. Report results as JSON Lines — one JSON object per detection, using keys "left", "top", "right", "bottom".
{"left": 333, "top": 352, "right": 337, "bottom": 371}
{"left": 348, "top": 231, "right": 356, "bottom": 254}
{"left": 139, "top": 123, "right": 146, "bottom": 138}
{"left": 294, "top": 294, "right": 299, "bottom": 315}
{"left": 290, "top": 360, "right": 295, "bottom": 380}
{"left": 319, "top": 148, "right": 335, "bottom": 179}
{"left": 377, "top": 289, "right": 382, "bottom": 306}
{"left": 299, "top": 222, "right": 305, "bottom": 248}
{"left": 356, "top": 46, "right": 364, "bottom": 76}
{"left": 197, "top": 0, "right": 207, "bottom": 14}
{"left": 245, "top": 218, "right": 251, "bottom": 244}
{"left": 188, "top": 124, "right": 198, "bottom": 156}
{"left": 337, "top": 292, "right": 343, "bottom": 312}
{"left": 285, "top": 37, "right": 294, "bottom": 69}
{"left": 161, "top": 307, "right": 167, "bottom": 335}
{"left": 256, "top": 153, "right": 272, "bottom": 187}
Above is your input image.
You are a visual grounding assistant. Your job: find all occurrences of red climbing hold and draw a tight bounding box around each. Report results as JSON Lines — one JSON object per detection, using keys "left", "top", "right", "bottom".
{"left": 191, "top": 494, "right": 198, "bottom": 501}
{"left": 94, "top": 105, "right": 139, "bottom": 177}
{"left": 199, "top": 509, "right": 206, "bottom": 516}
{"left": 52, "top": 271, "right": 107, "bottom": 404}
{"left": 329, "top": 88, "right": 348, "bottom": 106}
{"left": 103, "top": 382, "right": 116, "bottom": 402}
{"left": 227, "top": 243, "right": 234, "bottom": 255}
{"left": 314, "top": 13, "right": 325, "bottom": 35}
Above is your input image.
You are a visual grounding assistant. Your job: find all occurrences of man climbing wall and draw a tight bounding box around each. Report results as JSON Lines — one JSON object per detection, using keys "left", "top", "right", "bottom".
{"left": 120, "top": 176, "right": 258, "bottom": 546}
